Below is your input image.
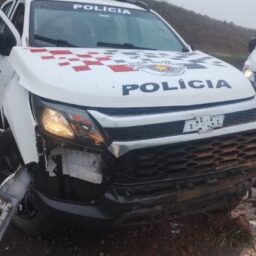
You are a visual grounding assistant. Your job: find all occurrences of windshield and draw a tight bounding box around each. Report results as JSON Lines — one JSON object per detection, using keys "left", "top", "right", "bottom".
{"left": 30, "top": 1, "right": 186, "bottom": 51}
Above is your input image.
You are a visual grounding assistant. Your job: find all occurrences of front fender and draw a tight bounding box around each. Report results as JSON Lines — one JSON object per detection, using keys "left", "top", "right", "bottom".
{"left": 2, "top": 74, "right": 38, "bottom": 164}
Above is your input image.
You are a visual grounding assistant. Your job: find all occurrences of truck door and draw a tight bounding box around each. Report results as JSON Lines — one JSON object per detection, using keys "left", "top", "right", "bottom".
{"left": 0, "top": 10, "right": 20, "bottom": 94}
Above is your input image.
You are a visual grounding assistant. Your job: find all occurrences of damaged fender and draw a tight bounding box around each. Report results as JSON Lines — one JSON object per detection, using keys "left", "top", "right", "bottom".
{"left": 1, "top": 74, "right": 38, "bottom": 164}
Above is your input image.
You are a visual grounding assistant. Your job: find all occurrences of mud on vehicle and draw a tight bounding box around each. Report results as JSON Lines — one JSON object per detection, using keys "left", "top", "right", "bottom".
{"left": 0, "top": 0, "right": 256, "bottom": 238}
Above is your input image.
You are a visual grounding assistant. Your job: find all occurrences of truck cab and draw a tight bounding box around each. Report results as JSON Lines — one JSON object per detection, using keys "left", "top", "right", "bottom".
{"left": 0, "top": 0, "right": 256, "bottom": 237}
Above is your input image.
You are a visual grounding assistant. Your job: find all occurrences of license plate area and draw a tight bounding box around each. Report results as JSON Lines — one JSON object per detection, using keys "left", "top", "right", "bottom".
{"left": 183, "top": 115, "right": 225, "bottom": 134}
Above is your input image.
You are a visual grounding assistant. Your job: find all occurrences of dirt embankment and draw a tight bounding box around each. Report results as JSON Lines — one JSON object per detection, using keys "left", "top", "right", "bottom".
{"left": 146, "top": 0, "right": 256, "bottom": 55}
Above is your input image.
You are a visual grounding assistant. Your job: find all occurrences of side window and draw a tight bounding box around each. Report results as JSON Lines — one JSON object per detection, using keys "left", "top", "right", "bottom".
{"left": 11, "top": 3, "right": 24, "bottom": 35}
{"left": 2, "top": 1, "right": 13, "bottom": 17}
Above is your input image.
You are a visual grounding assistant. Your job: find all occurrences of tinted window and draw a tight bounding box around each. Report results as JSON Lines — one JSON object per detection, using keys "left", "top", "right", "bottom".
{"left": 0, "top": 15, "right": 16, "bottom": 55}
{"left": 2, "top": 1, "right": 13, "bottom": 16}
{"left": 30, "top": 1, "right": 185, "bottom": 51}
{"left": 12, "top": 3, "right": 25, "bottom": 35}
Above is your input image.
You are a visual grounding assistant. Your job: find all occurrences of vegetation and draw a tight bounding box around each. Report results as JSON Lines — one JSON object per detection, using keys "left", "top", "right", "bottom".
{"left": 146, "top": 0, "right": 256, "bottom": 54}
{"left": 144, "top": 0, "right": 256, "bottom": 67}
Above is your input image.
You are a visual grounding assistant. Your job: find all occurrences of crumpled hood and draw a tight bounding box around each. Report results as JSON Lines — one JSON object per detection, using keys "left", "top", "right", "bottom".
{"left": 10, "top": 47, "right": 255, "bottom": 108}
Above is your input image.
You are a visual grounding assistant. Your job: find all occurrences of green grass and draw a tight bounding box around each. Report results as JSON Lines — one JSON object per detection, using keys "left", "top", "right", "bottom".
{"left": 207, "top": 213, "right": 255, "bottom": 249}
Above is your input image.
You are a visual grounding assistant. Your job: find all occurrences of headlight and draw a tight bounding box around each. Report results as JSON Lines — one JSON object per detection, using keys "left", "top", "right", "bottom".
{"left": 41, "top": 108, "right": 75, "bottom": 139}
{"left": 31, "top": 95, "right": 105, "bottom": 149}
{"left": 243, "top": 68, "right": 254, "bottom": 81}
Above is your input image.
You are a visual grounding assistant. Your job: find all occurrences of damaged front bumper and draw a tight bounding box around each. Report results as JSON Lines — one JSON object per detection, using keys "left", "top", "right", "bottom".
{"left": 34, "top": 168, "right": 256, "bottom": 228}
{"left": 34, "top": 128, "right": 256, "bottom": 228}
{"left": 30, "top": 99, "right": 256, "bottom": 230}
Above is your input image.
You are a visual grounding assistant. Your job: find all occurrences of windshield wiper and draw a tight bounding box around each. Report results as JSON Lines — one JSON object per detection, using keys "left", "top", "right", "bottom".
{"left": 97, "top": 41, "right": 156, "bottom": 50}
{"left": 34, "top": 34, "right": 78, "bottom": 47}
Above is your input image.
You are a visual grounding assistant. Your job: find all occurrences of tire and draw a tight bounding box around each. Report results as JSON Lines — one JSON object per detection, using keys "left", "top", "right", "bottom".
{"left": 12, "top": 192, "right": 55, "bottom": 237}
{"left": 0, "top": 131, "right": 54, "bottom": 236}
{"left": 13, "top": 210, "right": 54, "bottom": 237}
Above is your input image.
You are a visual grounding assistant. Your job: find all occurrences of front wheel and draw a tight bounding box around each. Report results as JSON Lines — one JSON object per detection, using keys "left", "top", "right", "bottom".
{"left": 12, "top": 192, "right": 55, "bottom": 237}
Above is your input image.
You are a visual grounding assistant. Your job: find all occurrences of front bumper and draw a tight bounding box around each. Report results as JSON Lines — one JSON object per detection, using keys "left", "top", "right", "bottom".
{"left": 34, "top": 168, "right": 256, "bottom": 228}
{"left": 33, "top": 98, "right": 256, "bottom": 227}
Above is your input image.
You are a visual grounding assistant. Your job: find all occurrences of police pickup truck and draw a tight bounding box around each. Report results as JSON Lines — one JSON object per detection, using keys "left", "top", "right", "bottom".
{"left": 0, "top": 0, "right": 255, "bottom": 238}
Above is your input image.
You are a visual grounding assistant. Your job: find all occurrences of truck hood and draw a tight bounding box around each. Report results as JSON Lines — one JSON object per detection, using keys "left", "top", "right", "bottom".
{"left": 10, "top": 47, "right": 255, "bottom": 108}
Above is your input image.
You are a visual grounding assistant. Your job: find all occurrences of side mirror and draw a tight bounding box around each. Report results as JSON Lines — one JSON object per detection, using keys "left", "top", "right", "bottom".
{"left": 249, "top": 37, "right": 256, "bottom": 53}
{"left": 0, "top": 31, "right": 16, "bottom": 56}
{"left": 0, "top": 10, "right": 21, "bottom": 57}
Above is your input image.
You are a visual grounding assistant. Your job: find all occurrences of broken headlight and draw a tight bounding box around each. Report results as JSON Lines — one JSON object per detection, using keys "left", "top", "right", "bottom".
{"left": 31, "top": 95, "right": 105, "bottom": 150}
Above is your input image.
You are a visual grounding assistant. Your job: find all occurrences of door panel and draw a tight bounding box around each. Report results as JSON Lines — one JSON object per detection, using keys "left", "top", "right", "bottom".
{"left": 0, "top": 9, "right": 20, "bottom": 45}
{"left": 0, "top": 10, "right": 20, "bottom": 92}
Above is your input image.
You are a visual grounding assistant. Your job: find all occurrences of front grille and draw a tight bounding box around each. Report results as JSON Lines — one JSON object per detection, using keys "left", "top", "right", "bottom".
{"left": 225, "top": 108, "right": 256, "bottom": 126}
{"left": 111, "top": 130, "right": 256, "bottom": 192}
{"left": 106, "top": 108, "right": 256, "bottom": 141}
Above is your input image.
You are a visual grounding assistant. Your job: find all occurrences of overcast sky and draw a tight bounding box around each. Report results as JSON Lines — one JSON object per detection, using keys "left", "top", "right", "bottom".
{"left": 166, "top": 0, "right": 256, "bottom": 29}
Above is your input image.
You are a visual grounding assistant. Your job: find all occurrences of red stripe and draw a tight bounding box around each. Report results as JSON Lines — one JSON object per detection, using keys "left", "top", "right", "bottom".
{"left": 108, "top": 65, "right": 134, "bottom": 72}
{"left": 83, "top": 61, "right": 102, "bottom": 66}
{"left": 41, "top": 56, "right": 55, "bottom": 60}
{"left": 49, "top": 50, "right": 72, "bottom": 55}
{"left": 73, "top": 65, "right": 90, "bottom": 72}
{"left": 30, "top": 48, "right": 47, "bottom": 53}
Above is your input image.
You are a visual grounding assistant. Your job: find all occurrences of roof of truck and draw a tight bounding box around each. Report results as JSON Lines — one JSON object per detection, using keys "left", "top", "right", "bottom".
{"left": 25, "top": 0, "right": 147, "bottom": 10}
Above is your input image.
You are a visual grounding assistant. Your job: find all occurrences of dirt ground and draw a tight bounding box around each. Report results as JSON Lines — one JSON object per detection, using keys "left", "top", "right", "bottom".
{"left": 1, "top": 196, "right": 256, "bottom": 256}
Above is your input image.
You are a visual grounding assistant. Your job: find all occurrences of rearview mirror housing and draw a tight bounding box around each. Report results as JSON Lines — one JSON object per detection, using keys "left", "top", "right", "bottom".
{"left": 0, "top": 32, "right": 16, "bottom": 56}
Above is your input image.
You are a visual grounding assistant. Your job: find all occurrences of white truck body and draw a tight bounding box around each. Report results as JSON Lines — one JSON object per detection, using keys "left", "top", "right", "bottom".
{"left": 0, "top": 0, "right": 255, "bottom": 237}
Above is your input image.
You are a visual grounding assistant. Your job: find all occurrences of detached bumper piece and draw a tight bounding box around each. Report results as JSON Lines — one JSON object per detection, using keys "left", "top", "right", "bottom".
{"left": 0, "top": 168, "right": 31, "bottom": 240}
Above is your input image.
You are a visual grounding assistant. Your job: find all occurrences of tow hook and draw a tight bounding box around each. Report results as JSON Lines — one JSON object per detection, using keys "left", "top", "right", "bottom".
{"left": 0, "top": 167, "right": 32, "bottom": 240}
